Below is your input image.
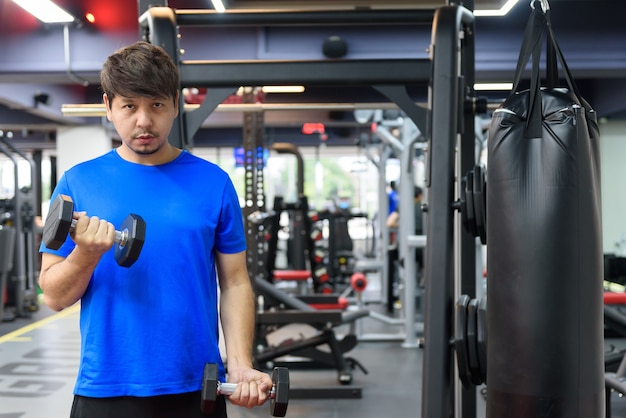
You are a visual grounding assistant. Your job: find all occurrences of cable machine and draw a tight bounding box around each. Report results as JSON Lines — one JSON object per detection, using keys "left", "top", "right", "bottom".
{"left": 138, "top": 2, "right": 479, "bottom": 416}
{"left": 0, "top": 136, "right": 40, "bottom": 320}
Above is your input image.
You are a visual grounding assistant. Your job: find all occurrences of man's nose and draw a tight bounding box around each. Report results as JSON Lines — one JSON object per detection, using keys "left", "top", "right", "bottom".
{"left": 135, "top": 107, "right": 153, "bottom": 127}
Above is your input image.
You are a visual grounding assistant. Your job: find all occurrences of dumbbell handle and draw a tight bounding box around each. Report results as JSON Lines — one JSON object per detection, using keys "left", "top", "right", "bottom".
{"left": 217, "top": 382, "right": 275, "bottom": 398}
{"left": 70, "top": 219, "right": 129, "bottom": 247}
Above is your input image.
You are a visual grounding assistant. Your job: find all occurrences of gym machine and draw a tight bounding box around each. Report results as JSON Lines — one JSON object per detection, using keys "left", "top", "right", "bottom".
{"left": 0, "top": 137, "right": 40, "bottom": 320}
{"left": 248, "top": 200, "right": 370, "bottom": 396}
{"left": 0, "top": 226, "right": 16, "bottom": 322}
{"left": 138, "top": 3, "right": 482, "bottom": 416}
{"left": 253, "top": 276, "right": 369, "bottom": 398}
{"left": 263, "top": 143, "right": 319, "bottom": 290}
{"left": 420, "top": 5, "right": 482, "bottom": 417}
{"left": 373, "top": 112, "right": 425, "bottom": 347}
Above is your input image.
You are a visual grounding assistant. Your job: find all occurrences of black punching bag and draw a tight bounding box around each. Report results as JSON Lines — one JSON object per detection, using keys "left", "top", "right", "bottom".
{"left": 486, "top": 5, "right": 604, "bottom": 417}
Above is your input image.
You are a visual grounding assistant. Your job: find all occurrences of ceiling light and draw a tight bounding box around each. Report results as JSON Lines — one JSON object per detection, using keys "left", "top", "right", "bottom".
{"left": 474, "top": 0, "right": 519, "bottom": 17}
{"left": 261, "top": 86, "right": 306, "bottom": 94}
{"left": 474, "top": 82, "right": 513, "bottom": 91}
{"left": 211, "top": 0, "right": 226, "bottom": 13}
{"left": 13, "top": 0, "right": 75, "bottom": 23}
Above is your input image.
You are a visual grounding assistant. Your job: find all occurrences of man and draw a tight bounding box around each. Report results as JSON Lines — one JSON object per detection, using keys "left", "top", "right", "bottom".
{"left": 386, "top": 186, "right": 425, "bottom": 266}
{"left": 387, "top": 180, "right": 399, "bottom": 215}
{"left": 386, "top": 186, "right": 424, "bottom": 237}
{"left": 38, "top": 41, "right": 271, "bottom": 418}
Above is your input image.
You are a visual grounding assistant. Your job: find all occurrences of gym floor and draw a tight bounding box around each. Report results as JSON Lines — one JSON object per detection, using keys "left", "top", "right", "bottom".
{"left": 2, "top": 287, "right": 626, "bottom": 417}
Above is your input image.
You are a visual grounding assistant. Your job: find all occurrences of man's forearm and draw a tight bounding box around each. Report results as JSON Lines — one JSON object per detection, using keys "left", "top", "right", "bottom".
{"left": 220, "top": 283, "right": 256, "bottom": 369}
{"left": 38, "top": 250, "right": 99, "bottom": 311}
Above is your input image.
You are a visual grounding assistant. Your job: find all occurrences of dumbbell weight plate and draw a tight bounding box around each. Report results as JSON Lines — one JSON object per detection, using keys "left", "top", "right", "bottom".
{"left": 114, "top": 214, "right": 146, "bottom": 267}
{"left": 455, "top": 295, "right": 472, "bottom": 389}
{"left": 42, "top": 195, "right": 74, "bottom": 250}
{"left": 200, "top": 363, "right": 219, "bottom": 413}
{"left": 270, "top": 366, "right": 289, "bottom": 417}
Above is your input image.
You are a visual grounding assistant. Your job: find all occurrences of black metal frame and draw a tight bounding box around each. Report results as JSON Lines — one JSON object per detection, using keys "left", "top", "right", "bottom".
{"left": 0, "top": 138, "right": 40, "bottom": 320}
{"left": 140, "top": 3, "right": 477, "bottom": 416}
{"left": 138, "top": 7, "right": 433, "bottom": 149}
{"left": 422, "top": 5, "right": 476, "bottom": 418}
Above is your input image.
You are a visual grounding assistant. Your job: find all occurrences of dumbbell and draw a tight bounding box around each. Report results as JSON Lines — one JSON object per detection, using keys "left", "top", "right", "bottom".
{"left": 42, "top": 194, "right": 146, "bottom": 268}
{"left": 201, "top": 363, "right": 289, "bottom": 417}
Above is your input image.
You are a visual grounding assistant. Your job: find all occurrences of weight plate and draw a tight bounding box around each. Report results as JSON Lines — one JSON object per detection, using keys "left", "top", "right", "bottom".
{"left": 477, "top": 296, "right": 488, "bottom": 384}
{"left": 271, "top": 367, "right": 290, "bottom": 417}
{"left": 466, "top": 298, "right": 482, "bottom": 385}
{"left": 464, "top": 171, "right": 478, "bottom": 237}
{"left": 42, "top": 194, "right": 74, "bottom": 250}
{"left": 200, "top": 363, "right": 218, "bottom": 413}
{"left": 460, "top": 176, "right": 469, "bottom": 232}
{"left": 472, "top": 165, "right": 487, "bottom": 245}
{"left": 114, "top": 213, "right": 146, "bottom": 267}
{"left": 455, "top": 295, "right": 472, "bottom": 389}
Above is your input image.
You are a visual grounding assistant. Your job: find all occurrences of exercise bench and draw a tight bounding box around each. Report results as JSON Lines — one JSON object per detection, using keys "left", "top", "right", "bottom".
{"left": 253, "top": 277, "right": 369, "bottom": 398}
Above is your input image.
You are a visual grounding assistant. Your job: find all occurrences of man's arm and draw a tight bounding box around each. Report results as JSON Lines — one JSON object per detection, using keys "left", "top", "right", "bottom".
{"left": 38, "top": 215, "right": 115, "bottom": 311}
{"left": 216, "top": 250, "right": 272, "bottom": 408}
{"left": 386, "top": 211, "right": 400, "bottom": 229}
{"left": 217, "top": 250, "right": 255, "bottom": 370}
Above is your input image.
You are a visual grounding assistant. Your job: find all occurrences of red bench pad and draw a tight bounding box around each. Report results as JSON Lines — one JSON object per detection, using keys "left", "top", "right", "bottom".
{"left": 273, "top": 270, "right": 311, "bottom": 281}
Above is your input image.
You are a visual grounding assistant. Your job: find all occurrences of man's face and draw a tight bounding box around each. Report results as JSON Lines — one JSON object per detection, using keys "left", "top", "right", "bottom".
{"left": 104, "top": 93, "right": 179, "bottom": 162}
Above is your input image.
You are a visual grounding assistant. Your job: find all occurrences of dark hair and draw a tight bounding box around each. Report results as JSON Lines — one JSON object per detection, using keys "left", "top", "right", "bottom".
{"left": 100, "top": 41, "right": 179, "bottom": 107}
{"left": 414, "top": 186, "right": 423, "bottom": 198}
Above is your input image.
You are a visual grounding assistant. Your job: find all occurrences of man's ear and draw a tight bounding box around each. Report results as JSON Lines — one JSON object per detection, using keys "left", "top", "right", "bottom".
{"left": 103, "top": 93, "right": 113, "bottom": 121}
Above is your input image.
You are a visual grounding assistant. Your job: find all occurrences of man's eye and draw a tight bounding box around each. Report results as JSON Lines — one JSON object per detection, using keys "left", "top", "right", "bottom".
{"left": 153, "top": 103, "right": 163, "bottom": 108}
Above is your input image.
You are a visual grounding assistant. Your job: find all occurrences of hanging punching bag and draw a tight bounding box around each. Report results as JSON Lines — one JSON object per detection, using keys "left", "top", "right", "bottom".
{"left": 486, "top": 2, "right": 604, "bottom": 417}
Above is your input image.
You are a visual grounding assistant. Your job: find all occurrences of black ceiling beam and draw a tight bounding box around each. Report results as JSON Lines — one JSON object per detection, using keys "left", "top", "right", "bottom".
{"left": 174, "top": 9, "right": 435, "bottom": 26}
{"left": 179, "top": 59, "right": 431, "bottom": 88}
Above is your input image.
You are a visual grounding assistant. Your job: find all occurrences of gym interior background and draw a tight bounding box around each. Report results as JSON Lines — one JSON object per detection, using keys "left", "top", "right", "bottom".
{"left": 1, "top": 0, "right": 626, "bottom": 417}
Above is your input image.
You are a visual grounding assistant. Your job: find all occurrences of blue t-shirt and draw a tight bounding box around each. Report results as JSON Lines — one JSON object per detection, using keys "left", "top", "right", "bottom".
{"left": 40, "top": 150, "right": 246, "bottom": 398}
{"left": 388, "top": 189, "right": 399, "bottom": 214}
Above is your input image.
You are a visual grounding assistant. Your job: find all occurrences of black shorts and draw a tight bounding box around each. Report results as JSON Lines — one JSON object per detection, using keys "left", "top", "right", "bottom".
{"left": 70, "top": 391, "right": 227, "bottom": 418}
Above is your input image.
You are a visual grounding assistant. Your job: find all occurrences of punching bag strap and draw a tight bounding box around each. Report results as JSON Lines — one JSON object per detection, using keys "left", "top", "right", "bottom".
{"left": 511, "top": 5, "right": 547, "bottom": 138}
{"left": 544, "top": 14, "right": 584, "bottom": 103}
{"left": 512, "top": 1, "right": 584, "bottom": 138}
{"left": 526, "top": 33, "right": 543, "bottom": 138}
{"left": 511, "top": 6, "right": 545, "bottom": 94}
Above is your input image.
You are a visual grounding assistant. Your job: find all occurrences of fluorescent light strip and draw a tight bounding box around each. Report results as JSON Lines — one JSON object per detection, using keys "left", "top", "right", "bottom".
{"left": 211, "top": 0, "right": 226, "bottom": 13}
{"left": 474, "top": 0, "right": 519, "bottom": 17}
{"left": 261, "top": 86, "right": 305, "bottom": 94}
{"left": 13, "top": 0, "right": 75, "bottom": 23}
{"left": 474, "top": 82, "right": 513, "bottom": 91}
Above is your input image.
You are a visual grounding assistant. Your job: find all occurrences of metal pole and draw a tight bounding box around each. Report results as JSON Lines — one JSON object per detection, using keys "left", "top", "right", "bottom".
{"left": 398, "top": 117, "right": 420, "bottom": 348}
{"left": 378, "top": 145, "right": 390, "bottom": 312}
